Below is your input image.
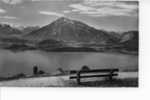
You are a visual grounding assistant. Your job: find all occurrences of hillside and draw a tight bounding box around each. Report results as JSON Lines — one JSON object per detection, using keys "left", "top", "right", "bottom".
{"left": 120, "top": 31, "right": 138, "bottom": 51}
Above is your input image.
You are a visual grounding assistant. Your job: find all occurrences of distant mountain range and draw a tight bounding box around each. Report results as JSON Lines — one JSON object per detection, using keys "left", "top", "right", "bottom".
{"left": 20, "top": 26, "right": 40, "bottom": 35}
{"left": 0, "top": 17, "right": 139, "bottom": 53}
{"left": 0, "top": 24, "right": 22, "bottom": 38}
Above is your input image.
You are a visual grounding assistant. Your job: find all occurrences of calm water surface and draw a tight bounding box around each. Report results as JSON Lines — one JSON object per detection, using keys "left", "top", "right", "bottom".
{"left": 0, "top": 49, "right": 138, "bottom": 77}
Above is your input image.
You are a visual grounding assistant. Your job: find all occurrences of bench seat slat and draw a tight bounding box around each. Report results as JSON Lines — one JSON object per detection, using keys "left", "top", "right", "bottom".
{"left": 70, "top": 73, "right": 118, "bottom": 79}
{"left": 70, "top": 69, "right": 119, "bottom": 74}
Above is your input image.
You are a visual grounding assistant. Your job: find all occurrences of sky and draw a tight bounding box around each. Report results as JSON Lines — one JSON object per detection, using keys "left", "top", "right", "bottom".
{"left": 0, "top": 0, "right": 138, "bottom": 32}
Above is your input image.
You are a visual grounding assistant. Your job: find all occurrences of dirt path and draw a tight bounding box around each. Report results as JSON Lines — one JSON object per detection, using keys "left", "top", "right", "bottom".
{"left": 0, "top": 72, "right": 138, "bottom": 87}
{"left": 0, "top": 76, "right": 70, "bottom": 87}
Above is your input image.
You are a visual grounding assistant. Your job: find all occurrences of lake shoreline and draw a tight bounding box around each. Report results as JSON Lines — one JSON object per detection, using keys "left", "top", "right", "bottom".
{"left": 0, "top": 48, "right": 138, "bottom": 56}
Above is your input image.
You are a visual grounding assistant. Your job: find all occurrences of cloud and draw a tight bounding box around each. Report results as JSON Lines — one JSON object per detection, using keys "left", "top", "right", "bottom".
{"left": 31, "top": 0, "right": 49, "bottom": 1}
{"left": 69, "top": 4, "right": 95, "bottom": 11}
{"left": 63, "top": 10, "right": 71, "bottom": 14}
{"left": 0, "top": 8, "right": 6, "bottom": 13}
{"left": 0, "top": 16, "right": 17, "bottom": 19}
{"left": 1, "top": 0, "right": 23, "bottom": 5}
{"left": 31, "top": 0, "right": 71, "bottom": 1}
{"left": 0, "top": 0, "right": 74, "bottom": 4}
{"left": 68, "top": 1, "right": 138, "bottom": 17}
{"left": 39, "top": 11, "right": 64, "bottom": 17}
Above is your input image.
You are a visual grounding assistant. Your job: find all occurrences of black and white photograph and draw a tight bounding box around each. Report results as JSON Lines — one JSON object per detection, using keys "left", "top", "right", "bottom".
{"left": 0, "top": 0, "right": 138, "bottom": 87}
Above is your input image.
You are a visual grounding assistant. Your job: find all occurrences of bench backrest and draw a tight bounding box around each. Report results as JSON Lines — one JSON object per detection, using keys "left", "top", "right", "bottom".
{"left": 70, "top": 68, "right": 119, "bottom": 74}
{"left": 70, "top": 68, "right": 119, "bottom": 79}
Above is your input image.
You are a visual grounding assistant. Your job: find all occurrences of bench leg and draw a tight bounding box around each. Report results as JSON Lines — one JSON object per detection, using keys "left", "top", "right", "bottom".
{"left": 77, "top": 72, "right": 81, "bottom": 85}
{"left": 109, "top": 75, "right": 112, "bottom": 80}
{"left": 109, "top": 71, "right": 113, "bottom": 81}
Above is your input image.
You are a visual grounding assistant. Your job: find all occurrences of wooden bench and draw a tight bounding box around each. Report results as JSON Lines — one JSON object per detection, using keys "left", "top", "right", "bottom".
{"left": 70, "top": 68, "right": 119, "bottom": 84}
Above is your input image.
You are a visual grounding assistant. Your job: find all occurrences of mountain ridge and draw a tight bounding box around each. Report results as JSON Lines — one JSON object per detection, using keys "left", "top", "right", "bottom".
{"left": 24, "top": 17, "right": 114, "bottom": 44}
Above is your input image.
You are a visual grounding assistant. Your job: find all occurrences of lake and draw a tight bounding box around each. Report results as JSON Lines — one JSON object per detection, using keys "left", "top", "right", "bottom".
{"left": 0, "top": 49, "right": 138, "bottom": 77}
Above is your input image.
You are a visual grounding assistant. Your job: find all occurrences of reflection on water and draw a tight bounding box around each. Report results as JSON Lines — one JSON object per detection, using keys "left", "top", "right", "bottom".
{"left": 0, "top": 49, "right": 138, "bottom": 77}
